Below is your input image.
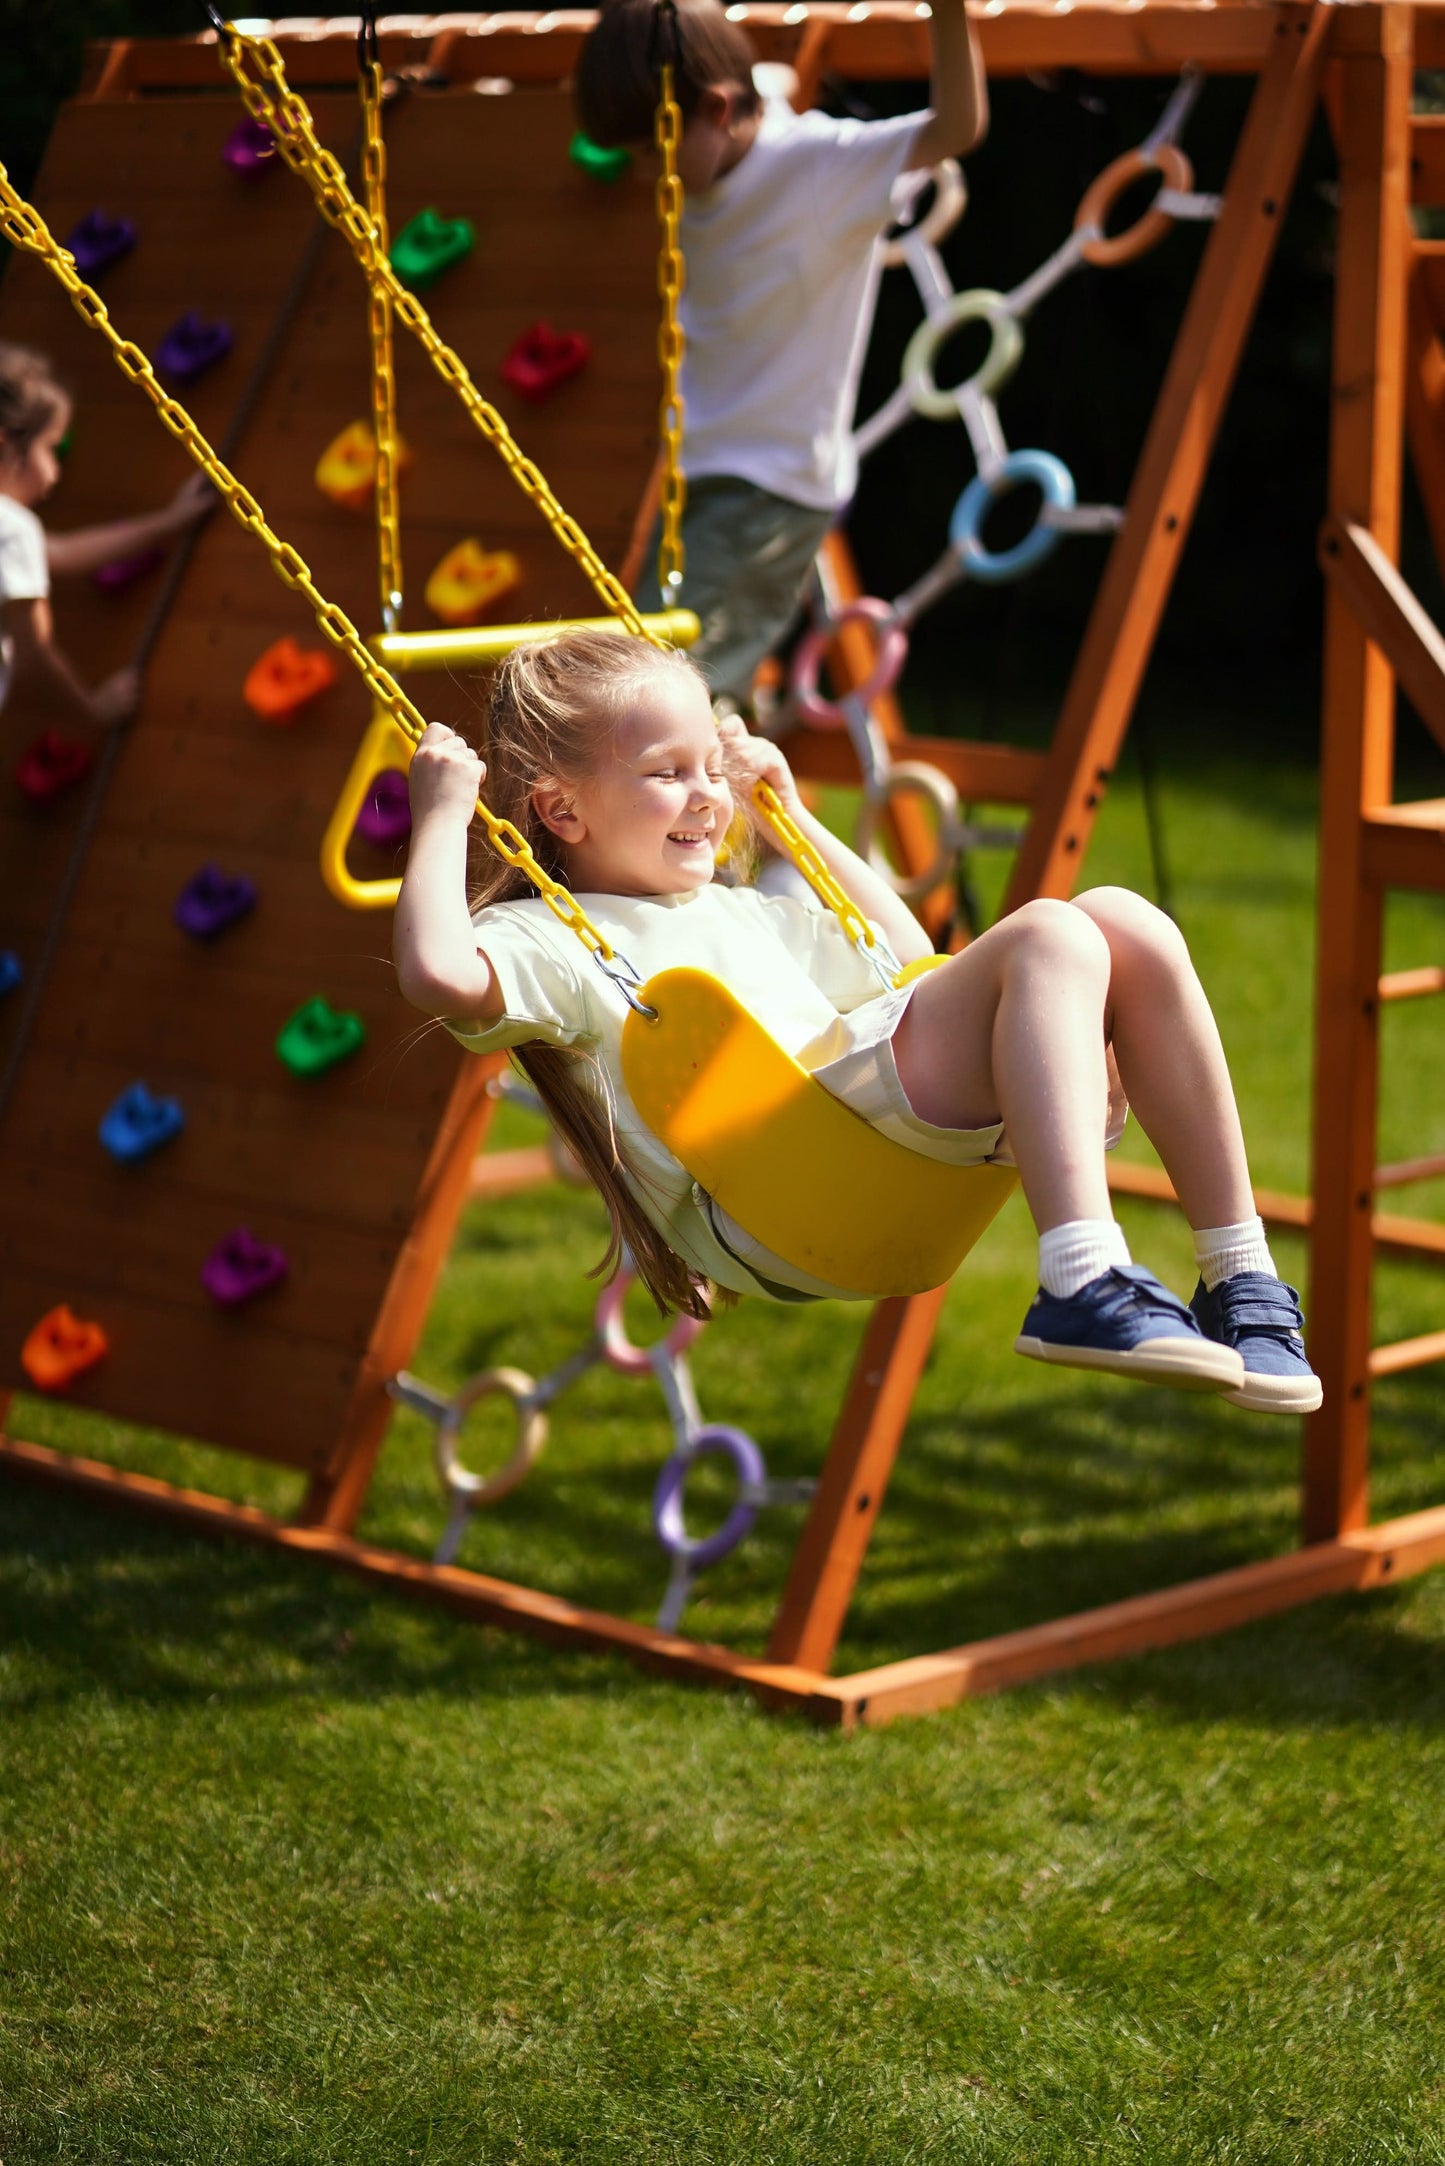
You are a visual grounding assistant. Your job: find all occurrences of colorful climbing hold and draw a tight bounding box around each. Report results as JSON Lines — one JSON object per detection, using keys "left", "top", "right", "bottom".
{"left": 156, "top": 310, "right": 234, "bottom": 386}
{"left": 276, "top": 995, "right": 365, "bottom": 1078}
{"left": 501, "top": 322, "right": 591, "bottom": 403}
{"left": 353, "top": 769, "right": 412, "bottom": 849}
{"left": 389, "top": 207, "right": 476, "bottom": 290}
{"left": 569, "top": 132, "right": 631, "bottom": 183}
{"left": 424, "top": 539, "right": 521, "bottom": 626}
{"left": 64, "top": 209, "right": 137, "bottom": 277}
{"left": 98, "top": 1081, "right": 185, "bottom": 1164}
{"left": 174, "top": 864, "right": 258, "bottom": 941}
{"left": 314, "top": 419, "right": 410, "bottom": 512}
{"left": 0, "top": 950, "right": 21, "bottom": 999}
{"left": 91, "top": 546, "right": 165, "bottom": 594}
{"left": 223, "top": 115, "right": 277, "bottom": 175}
{"left": 20, "top": 1305, "right": 110, "bottom": 1392}
{"left": 16, "top": 729, "right": 93, "bottom": 805}
{"left": 201, "top": 1226, "right": 289, "bottom": 1308}
{"left": 242, "top": 636, "right": 339, "bottom": 724}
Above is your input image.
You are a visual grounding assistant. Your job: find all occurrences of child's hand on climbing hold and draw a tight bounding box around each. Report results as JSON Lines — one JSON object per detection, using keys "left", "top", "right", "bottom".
{"left": 716, "top": 712, "right": 803, "bottom": 821}
{"left": 408, "top": 721, "right": 485, "bottom": 827}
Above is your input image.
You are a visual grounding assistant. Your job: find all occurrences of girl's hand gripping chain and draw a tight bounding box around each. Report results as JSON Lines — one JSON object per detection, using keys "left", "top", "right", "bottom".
{"left": 393, "top": 723, "right": 501, "bottom": 1027}
{"left": 715, "top": 708, "right": 805, "bottom": 824}
{"left": 408, "top": 718, "right": 486, "bottom": 826}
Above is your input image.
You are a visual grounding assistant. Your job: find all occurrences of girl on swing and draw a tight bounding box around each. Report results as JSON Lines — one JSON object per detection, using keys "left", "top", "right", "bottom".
{"left": 394, "top": 629, "right": 1319, "bottom": 1413}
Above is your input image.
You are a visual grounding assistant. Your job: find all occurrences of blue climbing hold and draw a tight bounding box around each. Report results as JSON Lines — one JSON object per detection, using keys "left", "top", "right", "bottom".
{"left": 0, "top": 950, "right": 21, "bottom": 999}
{"left": 99, "top": 1082, "right": 185, "bottom": 1164}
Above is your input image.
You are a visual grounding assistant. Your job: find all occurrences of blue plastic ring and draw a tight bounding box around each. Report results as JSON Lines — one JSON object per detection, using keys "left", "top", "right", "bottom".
{"left": 949, "top": 449, "right": 1076, "bottom": 586}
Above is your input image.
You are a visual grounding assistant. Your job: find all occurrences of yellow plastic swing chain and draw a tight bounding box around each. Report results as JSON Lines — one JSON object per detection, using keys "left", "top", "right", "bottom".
{"left": 210, "top": 17, "right": 658, "bottom": 647}
{"left": 653, "top": 48, "right": 687, "bottom": 598}
{"left": 212, "top": 17, "right": 885, "bottom": 965}
{"left": 0, "top": 166, "right": 640, "bottom": 978}
{"left": 359, "top": 42, "right": 403, "bottom": 630}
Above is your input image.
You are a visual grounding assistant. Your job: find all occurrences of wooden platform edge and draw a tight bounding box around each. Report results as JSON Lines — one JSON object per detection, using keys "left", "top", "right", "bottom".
{"left": 5, "top": 1429, "right": 1444, "bottom": 1731}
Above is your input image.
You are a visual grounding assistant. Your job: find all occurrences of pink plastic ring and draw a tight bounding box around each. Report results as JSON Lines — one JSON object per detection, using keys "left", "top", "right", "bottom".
{"left": 595, "top": 1267, "right": 705, "bottom": 1377}
{"left": 789, "top": 598, "right": 908, "bottom": 729}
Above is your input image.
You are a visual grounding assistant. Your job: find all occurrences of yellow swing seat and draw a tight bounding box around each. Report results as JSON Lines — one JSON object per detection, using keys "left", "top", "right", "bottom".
{"left": 622, "top": 967, "right": 1018, "bottom": 1299}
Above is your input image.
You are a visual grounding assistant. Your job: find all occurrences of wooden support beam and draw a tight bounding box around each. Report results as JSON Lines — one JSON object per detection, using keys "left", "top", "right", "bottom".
{"left": 1404, "top": 246, "right": 1445, "bottom": 578}
{"left": 469, "top": 1145, "right": 556, "bottom": 1201}
{"left": 785, "top": 729, "right": 1042, "bottom": 807}
{"left": 1372, "top": 1150, "right": 1445, "bottom": 1192}
{"left": 765, "top": 1287, "right": 950, "bottom": 1671}
{"left": 1105, "top": 1156, "right": 1445, "bottom": 1263}
{"left": 1411, "top": 113, "right": 1445, "bottom": 205}
{"left": 1369, "top": 1330, "right": 1445, "bottom": 1379}
{"left": 1306, "top": 3, "right": 1413, "bottom": 1543}
{"left": 1004, "top": 5, "right": 1329, "bottom": 910}
{"left": 1360, "top": 801, "right": 1445, "bottom": 891}
{"left": 1379, "top": 964, "right": 1445, "bottom": 1001}
{"left": 1319, "top": 516, "right": 1445, "bottom": 757}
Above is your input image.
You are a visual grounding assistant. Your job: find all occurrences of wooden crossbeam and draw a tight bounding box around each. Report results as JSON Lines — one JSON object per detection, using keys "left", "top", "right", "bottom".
{"left": 1319, "top": 516, "right": 1445, "bottom": 757}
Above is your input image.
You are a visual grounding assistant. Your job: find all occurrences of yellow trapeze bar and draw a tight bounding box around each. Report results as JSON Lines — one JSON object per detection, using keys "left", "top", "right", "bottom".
{"left": 371, "top": 608, "right": 699, "bottom": 675}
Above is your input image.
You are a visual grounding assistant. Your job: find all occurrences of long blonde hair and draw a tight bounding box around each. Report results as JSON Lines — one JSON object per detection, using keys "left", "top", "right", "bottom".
{"left": 471, "top": 629, "right": 747, "bottom": 1320}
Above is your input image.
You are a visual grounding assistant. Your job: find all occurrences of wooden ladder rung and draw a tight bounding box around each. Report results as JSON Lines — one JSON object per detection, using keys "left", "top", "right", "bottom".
{"left": 1379, "top": 965, "right": 1445, "bottom": 1002}
{"left": 1361, "top": 802, "right": 1445, "bottom": 892}
{"left": 1369, "top": 1329, "right": 1445, "bottom": 1380}
{"left": 1373, "top": 1150, "right": 1445, "bottom": 1191}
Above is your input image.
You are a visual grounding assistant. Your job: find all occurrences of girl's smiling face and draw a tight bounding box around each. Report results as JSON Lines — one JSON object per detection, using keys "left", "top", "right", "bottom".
{"left": 0, "top": 411, "right": 69, "bottom": 507}
{"left": 532, "top": 666, "right": 733, "bottom": 897}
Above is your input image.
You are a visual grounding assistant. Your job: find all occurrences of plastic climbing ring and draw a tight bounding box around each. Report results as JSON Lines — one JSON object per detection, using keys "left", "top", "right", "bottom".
{"left": 790, "top": 597, "right": 908, "bottom": 729}
{"left": 854, "top": 760, "right": 962, "bottom": 904}
{"left": 902, "top": 289, "right": 1023, "bottom": 418}
{"left": 434, "top": 1365, "right": 550, "bottom": 1510}
{"left": 880, "top": 158, "right": 967, "bottom": 269}
{"left": 652, "top": 1425, "right": 767, "bottom": 1570}
{"left": 1073, "top": 143, "right": 1194, "bottom": 269}
{"left": 948, "top": 448, "right": 1077, "bottom": 586}
{"left": 594, "top": 1266, "right": 704, "bottom": 1378}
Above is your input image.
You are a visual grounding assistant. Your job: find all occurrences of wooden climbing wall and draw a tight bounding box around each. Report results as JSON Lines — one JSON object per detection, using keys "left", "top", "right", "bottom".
{"left": 0, "top": 80, "right": 662, "bottom": 1484}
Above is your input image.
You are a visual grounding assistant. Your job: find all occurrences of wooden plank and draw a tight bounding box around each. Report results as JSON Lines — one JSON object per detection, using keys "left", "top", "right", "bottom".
{"left": 786, "top": 727, "right": 1043, "bottom": 806}
{"left": 1371, "top": 1150, "right": 1445, "bottom": 1191}
{"left": 0, "top": 1432, "right": 851, "bottom": 1720}
{"left": 1319, "top": 516, "right": 1445, "bottom": 756}
{"left": 836, "top": 1506, "right": 1445, "bottom": 1724}
{"left": 1360, "top": 805, "right": 1445, "bottom": 892}
{"left": 1305, "top": 5, "right": 1411, "bottom": 1544}
{"left": 1379, "top": 963, "right": 1445, "bottom": 1000}
{"left": 1106, "top": 1154, "right": 1445, "bottom": 1262}
{"left": 766, "top": 1286, "right": 950, "bottom": 1671}
{"left": 1003, "top": 4, "right": 1329, "bottom": 910}
{"left": 1370, "top": 1330, "right": 1445, "bottom": 1378}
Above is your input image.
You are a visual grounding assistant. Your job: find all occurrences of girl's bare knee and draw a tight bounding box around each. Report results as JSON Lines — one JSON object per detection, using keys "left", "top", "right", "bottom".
{"left": 1074, "top": 885, "right": 1189, "bottom": 972}
{"left": 1012, "top": 896, "right": 1112, "bottom": 977}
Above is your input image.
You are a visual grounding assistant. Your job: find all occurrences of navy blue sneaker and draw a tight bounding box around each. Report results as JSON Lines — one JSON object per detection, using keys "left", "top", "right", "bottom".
{"left": 1016, "top": 1265, "right": 1246, "bottom": 1391}
{"left": 1188, "top": 1274, "right": 1322, "bottom": 1413}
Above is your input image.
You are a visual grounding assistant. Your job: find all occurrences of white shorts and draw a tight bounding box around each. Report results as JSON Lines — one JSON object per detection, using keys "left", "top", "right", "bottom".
{"left": 708, "top": 982, "right": 1128, "bottom": 1302}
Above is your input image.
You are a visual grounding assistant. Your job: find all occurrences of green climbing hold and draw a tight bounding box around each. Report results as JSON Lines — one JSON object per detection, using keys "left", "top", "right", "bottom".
{"left": 389, "top": 207, "right": 476, "bottom": 291}
{"left": 276, "top": 995, "right": 366, "bottom": 1078}
{"left": 569, "top": 132, "right": 632, "bottom": 183}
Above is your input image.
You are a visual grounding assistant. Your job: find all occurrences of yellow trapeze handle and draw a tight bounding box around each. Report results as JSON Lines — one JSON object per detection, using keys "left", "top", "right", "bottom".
{"left": 320, "top": 707, "right": 417, "bottom": 910}
{"left": 621, "top": 966, "right": 1018, "bottom": 1299}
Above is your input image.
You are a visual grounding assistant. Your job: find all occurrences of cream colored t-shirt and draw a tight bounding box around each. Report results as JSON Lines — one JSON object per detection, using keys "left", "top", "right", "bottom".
{"left": 446, "top": 883, "right": 891, "bottom": 1295}
{"left": 0, "top": 495, "right": 49, "bottom": 712}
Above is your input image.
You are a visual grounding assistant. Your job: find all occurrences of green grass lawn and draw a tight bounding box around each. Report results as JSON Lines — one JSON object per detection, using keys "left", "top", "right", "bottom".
{"left": 4, "top": 744, "right": 1445, "bottom": 2161}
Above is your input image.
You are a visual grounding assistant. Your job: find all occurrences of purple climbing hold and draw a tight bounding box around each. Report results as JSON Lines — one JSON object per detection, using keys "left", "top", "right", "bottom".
{"left": 156, "top": 311, "right": 234, "bottom": 386}
{"left": 174, "top": 864, "right": 258, "bottom": 941}
{"left": 353, "top": 769, "right": 412, "bottom": 849}
{"left": 223, "top": 116, "right": 278, "bottom": 175}
{"left": 64, "top": 210, "right": 137, "bottom": 278}
{"left": 92, "top": 547, "right": 165, "bottom": 595}
{"left": 201, "top": 1226, "right": 290, "bottom": 1308}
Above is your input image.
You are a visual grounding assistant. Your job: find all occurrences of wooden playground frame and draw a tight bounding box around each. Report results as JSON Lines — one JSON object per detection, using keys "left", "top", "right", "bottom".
{"left": 4, "top": 1, "right": 1445, "bottom": 1727}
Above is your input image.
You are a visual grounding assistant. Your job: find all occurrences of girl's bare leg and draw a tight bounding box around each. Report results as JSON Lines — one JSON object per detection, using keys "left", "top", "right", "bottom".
{"left": 890, "top": 898, "right": 1115, "bottom": 1232}
{"left": 1069, "top": 887, "right": 1255, "bottom": 1231}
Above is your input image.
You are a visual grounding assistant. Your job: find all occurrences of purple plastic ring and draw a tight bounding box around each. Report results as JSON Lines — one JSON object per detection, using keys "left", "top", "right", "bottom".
{"left": 651, "top": 1425, "right": 765, "bottom": 1568}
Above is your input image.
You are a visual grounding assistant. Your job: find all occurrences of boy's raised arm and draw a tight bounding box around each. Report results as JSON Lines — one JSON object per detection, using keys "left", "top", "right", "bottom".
{"left": 908, "top": 0, "right": 988, "bottom": 171}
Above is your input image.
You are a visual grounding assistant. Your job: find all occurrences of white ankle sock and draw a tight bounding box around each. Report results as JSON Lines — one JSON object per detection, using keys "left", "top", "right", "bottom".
{"left": 1193, "top": 1216, "right": 1277, "bottom": 1291}
{"left": 1038, "top": 1219, "right": 1131, "bottom": 1298}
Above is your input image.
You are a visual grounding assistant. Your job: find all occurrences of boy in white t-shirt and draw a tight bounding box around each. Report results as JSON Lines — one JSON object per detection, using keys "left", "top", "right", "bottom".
{"left": 0, "top": 341, "right": 210, "bottom": 729}
{"left": 576, "top": 0, "right": 986, "bottom": 704}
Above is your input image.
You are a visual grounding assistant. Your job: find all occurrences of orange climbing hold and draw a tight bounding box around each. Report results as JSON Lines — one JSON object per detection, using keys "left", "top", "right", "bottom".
{"left": 314, "top": 419, "right": 410, "bottom": 511}
{"left": 243, "top": 636, "right": 340, "bottom": 724}
{"left": 424, "top": 539, "right": 521, "bottom": 625}
{"left": 20, "top": 1304, "right": 110, "bottom": 1392}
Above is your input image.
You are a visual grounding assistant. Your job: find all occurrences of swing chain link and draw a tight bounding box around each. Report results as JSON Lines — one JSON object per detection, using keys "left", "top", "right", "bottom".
{"left": 0, "top": 162, "right": 633, "bottom": 974}
{"left": 653, "top": 34, "right": 687, "bottom": 597}
{"left": 359, "top": 52, "right": 404, "bottom": 629}
{"left": 209, "top": 15, "right": 659, "bottom": 649}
